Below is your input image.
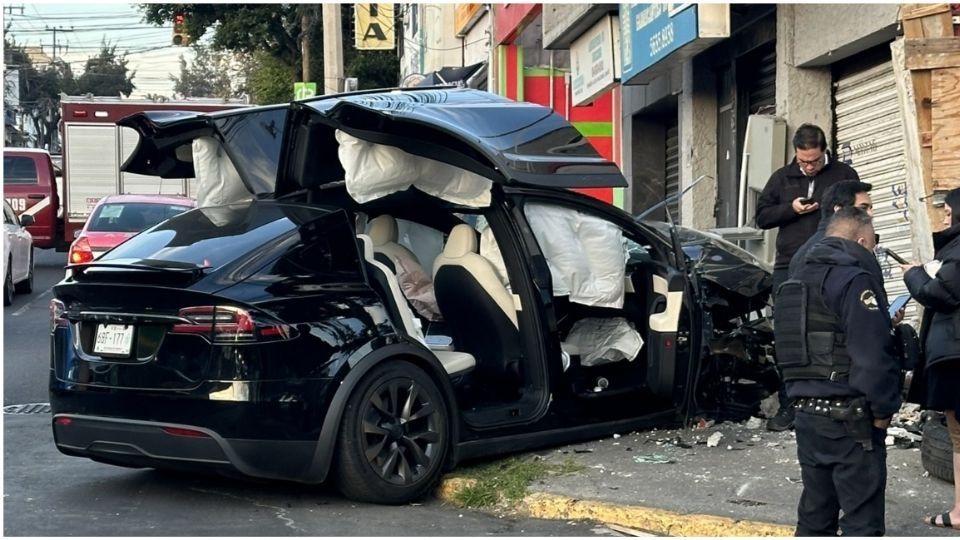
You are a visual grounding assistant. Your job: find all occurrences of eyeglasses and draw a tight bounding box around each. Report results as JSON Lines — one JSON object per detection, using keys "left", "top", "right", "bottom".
{"left": 797, "top": 155, "right": 825, "bottom": 167}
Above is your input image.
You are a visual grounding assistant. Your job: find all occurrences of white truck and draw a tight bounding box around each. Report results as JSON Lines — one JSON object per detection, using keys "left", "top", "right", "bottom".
{"left": 59, "top": 95, "right": 248, "bottom": 244}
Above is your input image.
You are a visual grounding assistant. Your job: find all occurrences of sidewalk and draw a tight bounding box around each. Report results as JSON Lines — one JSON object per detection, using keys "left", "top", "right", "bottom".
{"left": 439, "top": 419, "right": 958, "bottom": 536}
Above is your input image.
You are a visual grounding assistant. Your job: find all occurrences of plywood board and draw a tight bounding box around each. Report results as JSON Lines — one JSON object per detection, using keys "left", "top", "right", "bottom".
{"left": 905, "top": 38, "right": 960, "bottom": 70}
{"left": 902, "top": 3, "right": 954, "bottom": 38}
{"left": 913, "top": 70, "right": 934, "bottom": 190}
{"left": 931, "top": 68, "right": 960, "bottom": 188}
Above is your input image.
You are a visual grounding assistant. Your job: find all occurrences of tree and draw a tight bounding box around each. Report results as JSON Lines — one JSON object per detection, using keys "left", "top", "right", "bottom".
{"left": 4, "top": 27, "right": 79, "bottom": 150}
{"left": 171, "top": 45, "right": 244, "bottom": 99}
{"left": 76, "top": 42, "right": 136, "bottom": 97}
{"left": 245, "top": 51, "right": 294, "bottom": 105}
{"left": 346, "top": 50, "right": 400, "bottom": 90}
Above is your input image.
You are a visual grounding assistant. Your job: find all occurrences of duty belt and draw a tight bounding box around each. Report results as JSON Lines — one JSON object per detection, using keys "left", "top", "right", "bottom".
{"left": 794, "top": 397, "right": 868, "bottom": 421}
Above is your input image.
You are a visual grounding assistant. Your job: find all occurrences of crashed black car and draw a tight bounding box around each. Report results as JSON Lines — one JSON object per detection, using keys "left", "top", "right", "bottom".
{"left": 49, "top": 88, "right": 778, "bottom": 504}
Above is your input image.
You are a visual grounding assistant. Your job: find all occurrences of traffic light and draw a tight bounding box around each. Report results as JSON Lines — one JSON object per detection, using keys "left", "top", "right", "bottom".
{"left": 172, "top": 13, "right": 190, "bottom": 46}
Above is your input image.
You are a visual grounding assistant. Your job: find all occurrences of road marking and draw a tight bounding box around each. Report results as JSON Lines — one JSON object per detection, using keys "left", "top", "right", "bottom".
{"left": 11, "top": 288, "right": 52, "bottom": 317}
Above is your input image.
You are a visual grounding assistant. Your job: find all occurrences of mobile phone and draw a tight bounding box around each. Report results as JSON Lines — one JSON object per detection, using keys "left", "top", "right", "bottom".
{"left": 798, "top": 197, "right": 814, "bottom": 205}
{"left": 889, "top": 294, "right": 910, "bottom": 317}
{"left": 883, "top": 247, "right": 909, "bottom": 265}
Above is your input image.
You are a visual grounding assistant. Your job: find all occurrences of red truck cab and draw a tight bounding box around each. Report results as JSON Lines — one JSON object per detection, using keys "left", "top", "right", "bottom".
{"left": 3, "top": 148, "right": 61, "bottom": 249}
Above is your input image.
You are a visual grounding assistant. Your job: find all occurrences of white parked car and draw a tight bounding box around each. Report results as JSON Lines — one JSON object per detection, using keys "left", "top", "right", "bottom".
{"left": 3, "top": 199, "right": 34, "bottom": 305}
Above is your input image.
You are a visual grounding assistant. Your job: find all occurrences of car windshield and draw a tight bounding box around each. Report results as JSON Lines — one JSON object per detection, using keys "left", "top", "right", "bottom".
{"left": 88, "top": 202, "right": 193, "bottom": 233}
{"left": 101, "top": 201, "right": 332, "bottom": 270}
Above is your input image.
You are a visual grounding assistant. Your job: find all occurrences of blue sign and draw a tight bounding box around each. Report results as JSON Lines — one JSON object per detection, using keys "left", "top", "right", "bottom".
{"left": 620, "top": 3, "right": 698, "bottom": 83}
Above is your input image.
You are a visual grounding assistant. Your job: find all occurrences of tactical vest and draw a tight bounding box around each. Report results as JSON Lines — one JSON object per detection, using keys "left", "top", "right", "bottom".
{"left": 774, "top": 265, "right": 854, "bottom": 382}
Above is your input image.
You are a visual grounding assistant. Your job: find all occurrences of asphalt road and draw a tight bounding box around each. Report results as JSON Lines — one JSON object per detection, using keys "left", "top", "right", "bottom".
{"left": 2, "top": 249, "right": 614, "bottom": 536}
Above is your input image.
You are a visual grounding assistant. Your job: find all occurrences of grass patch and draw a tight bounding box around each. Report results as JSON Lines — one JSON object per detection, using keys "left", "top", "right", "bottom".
{"left": 452, "top": 455, "right": 584, "bottom": 508}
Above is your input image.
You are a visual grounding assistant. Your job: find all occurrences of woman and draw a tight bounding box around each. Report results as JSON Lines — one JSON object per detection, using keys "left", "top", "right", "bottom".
{"left": 902, "top": 187, "right": 960, "bottom": 530}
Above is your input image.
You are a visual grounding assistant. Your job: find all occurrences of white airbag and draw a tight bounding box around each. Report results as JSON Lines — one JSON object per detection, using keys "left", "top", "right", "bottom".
{"left": 336, "top": 130, "right": 492, "bottom": 208}
{"left": 192, "top": 137, "right": 249, "bottom": 207}
{"left": 524, "top": 203, "right": 626, "bottom": 308}
{"left": 564, "top": 317, "right": 644, "bottom": 367}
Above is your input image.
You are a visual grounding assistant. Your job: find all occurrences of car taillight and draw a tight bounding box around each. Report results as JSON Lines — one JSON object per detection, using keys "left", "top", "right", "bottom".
{"left": 170, "top": 306, "right": 296, "bottom": 343}
{"left": 68, "top": 237, "right": 94, "bottom": 264}
{"left": 49, "top": 299, "right": 68, "bottom": 331}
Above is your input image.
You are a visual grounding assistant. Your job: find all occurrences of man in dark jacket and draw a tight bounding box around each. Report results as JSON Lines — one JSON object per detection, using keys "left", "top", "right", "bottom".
{"left": 757, "top": 124, "right": 861, "bottom": 432}
{"left": 788, "top": 180, "right": 873, "bottom": 278}
{"left": 776, "top": 207, "right": 900, "bottom": 536}
{"left": 756, "top": 124, "right": 861, "bottom": 292}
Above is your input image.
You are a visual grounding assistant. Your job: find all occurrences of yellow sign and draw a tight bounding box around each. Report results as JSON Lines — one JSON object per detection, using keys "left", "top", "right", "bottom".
{"left": 355, "top": 3, "right": 395, "bottom": 50}
{"left": 455, "top": 4, "right": 483, "bottom": 36}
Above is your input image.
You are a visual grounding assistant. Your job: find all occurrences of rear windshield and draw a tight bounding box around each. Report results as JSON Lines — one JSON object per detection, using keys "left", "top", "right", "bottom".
{"left": 88, "top": 202, "right": 193, "bottom": 233}
{"left": 101, "top": 202, "right": 357, "bottom": 274}
{"left": 3, "top": 156, "right": 39, "bottom": 184}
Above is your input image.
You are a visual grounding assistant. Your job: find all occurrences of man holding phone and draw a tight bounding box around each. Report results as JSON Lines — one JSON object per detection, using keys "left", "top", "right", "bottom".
{"left": 756, "top": 124, "right": 861, "bottom": 431}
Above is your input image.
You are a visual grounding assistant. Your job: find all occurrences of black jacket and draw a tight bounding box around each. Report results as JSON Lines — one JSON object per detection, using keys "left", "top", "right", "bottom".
{"left": 786, "top": 236, "right": 902, "bottom": 419}
{"left": 787, "top": 219, "right": 828, "bottom": 278}
{"left": 755, "top": 155, "right": 860, "bottom": 269}
{"left": 905, "top": 224, "right": 960, "bottom": 374}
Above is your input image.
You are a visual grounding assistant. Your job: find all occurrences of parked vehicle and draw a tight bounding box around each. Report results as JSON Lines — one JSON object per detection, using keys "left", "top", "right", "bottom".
{"left": 67, "top": 194, "right": 195, "bottom": 264}
{"left": 3, "top": 200, "right": 34, "bottom": 305}
{"left": 3, "top": 148, "right": 59, "bottom": 249}
{"left": 50, "top": 88, "right": 777, "bottom": 504}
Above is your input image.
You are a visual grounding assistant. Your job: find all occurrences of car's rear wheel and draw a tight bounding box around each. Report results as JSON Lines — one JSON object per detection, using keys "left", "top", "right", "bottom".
{"left": 335, "top": 360, "right": 449, "bottom": 504}
{"left": 15, "top": 248, "right": 33, "bottom": 294}
{"left": 3, "top": 259, "right": 13, "bottom": 306}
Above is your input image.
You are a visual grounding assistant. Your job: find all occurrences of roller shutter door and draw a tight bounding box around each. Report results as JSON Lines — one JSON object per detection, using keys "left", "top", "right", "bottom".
{"left": 665, "top": 124, "right": 680, "bottom": 221}
{"left": 833, "top": 60, "right": 912, "bottom": 319}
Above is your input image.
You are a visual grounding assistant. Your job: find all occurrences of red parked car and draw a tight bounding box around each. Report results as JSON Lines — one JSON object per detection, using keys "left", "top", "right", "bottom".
{"left": 68, "top": 194, "right": 196, "bottom": 264}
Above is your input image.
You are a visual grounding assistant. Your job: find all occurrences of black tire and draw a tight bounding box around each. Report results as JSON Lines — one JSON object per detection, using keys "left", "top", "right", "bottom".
{"left": 14, "top": 248, "right": 33, "bottom": 294}
{"left": 922, "top": 413, "right": 955, "bottom": 484}
{"left": 3, "top": 261, "right": 13, "bottom": 306}
{"left": 334, "top": 360, "right": 450, "bottom": 504}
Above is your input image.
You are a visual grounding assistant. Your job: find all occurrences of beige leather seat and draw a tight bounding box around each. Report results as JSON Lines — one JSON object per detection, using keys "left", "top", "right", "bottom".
{"left": 367, "top": 215, "right": 423, "bottom": 275}
{"left": 433, "top": 224, "right": 521, "bottom": 383}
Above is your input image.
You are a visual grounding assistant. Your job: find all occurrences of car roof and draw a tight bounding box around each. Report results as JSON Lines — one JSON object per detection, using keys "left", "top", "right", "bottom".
{"left": 96, "top": 194, "right": 196, "bottom": 206}
{"left": 3, "top": 148, "right": 52, "bottom": 156}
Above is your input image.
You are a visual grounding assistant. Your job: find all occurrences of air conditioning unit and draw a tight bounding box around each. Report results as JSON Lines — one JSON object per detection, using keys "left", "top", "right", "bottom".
{"left": 344, "top": 77, "right": 359, "bottom": 92}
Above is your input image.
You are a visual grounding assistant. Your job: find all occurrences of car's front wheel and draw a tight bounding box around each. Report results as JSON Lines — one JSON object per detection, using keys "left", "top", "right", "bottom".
{"left": 334, "top": 360, "right": 450, "bottom": 504}
{"left": 3, "top": 259, "right": 13, "bottom": 306}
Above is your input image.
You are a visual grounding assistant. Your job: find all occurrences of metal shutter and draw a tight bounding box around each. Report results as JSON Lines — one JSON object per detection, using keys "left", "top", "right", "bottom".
{"left": 833, "top": 60, "right": 913, "bottom": 319}
{"left": 748, "top": 48, "right": 777, "bottom": 114}
{"left": 665, "top": 124, "right": 680, "bottom": 221}
{"left": 64, "top": 124, "right": 119, "bottom": 220}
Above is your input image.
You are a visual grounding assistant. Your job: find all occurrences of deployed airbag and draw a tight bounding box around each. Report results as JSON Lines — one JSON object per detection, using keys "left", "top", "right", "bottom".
{"left": 192, "top": 137, "right": 249, "bottom": 207}
{"left": 564, "top": 317, "right": 644, "bottom": 367}
{"left": 524, "top": 203, "right": 626, "bottom": 308}
{"left": 336, "top": 130, "right": 492, "bottom": 208}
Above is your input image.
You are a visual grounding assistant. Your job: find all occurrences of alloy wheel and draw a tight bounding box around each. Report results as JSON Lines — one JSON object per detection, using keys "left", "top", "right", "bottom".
{"left": 361, "top": 377, "right": 442, "bottom": 486}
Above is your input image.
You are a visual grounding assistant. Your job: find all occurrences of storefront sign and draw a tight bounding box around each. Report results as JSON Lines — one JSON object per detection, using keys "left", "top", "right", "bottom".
{"left": 455, "top": 4, "right": 484, "bottom": 37}
{"left": 355, "top": 3, "right": 395, "bottom": 50}
{"left": 571, "top": 15, "right": 621, "bottom": 106}
{"left": 620, "top": 3, "right": 729, "bottom": 85}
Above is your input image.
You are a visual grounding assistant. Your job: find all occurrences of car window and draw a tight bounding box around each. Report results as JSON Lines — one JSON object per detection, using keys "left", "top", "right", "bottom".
{"left": 3, "top": 156, "right": 39, "bottom": 184}
{"left": 214, "top": 108, "right": 286, "bottom": 196}
{"left": 88, "top": 203, "right": 193, "bottom": 233}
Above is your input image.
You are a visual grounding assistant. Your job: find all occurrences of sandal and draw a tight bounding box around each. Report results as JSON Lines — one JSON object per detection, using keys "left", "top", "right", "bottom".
{"left": 926, "top": 512, "right": 960, "bottom": 529}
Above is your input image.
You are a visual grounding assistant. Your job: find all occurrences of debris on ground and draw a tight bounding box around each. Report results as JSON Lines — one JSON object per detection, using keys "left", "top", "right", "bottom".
{"left": 707, "top": 432, "right": 723, "bottom": 448}
{"left": 759, "top": 393, "right": 780, "bottom": 418}
{"left": 745, "top": 416, "right": 763, "bottom": 429}
{"left": 693, "top": 417, "right": 716, "bottom": 430}
{"left": 886, "top": 426, "right": 923, "bottom": 449}
{"left": 633, "top": 454, "right": 675, "bottom": 464}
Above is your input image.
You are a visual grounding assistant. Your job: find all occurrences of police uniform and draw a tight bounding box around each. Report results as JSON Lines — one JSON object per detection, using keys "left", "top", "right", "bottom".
{"left": 774, "top": 236, "right": 901, "bottom": 537}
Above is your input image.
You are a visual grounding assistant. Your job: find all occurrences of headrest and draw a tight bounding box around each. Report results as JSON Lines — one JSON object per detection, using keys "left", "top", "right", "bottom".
{"left": 368, "top": 214, "right": 398, "bottom": 246}
{"left": 443, "top": 224, "right": 478, "bottom": 258}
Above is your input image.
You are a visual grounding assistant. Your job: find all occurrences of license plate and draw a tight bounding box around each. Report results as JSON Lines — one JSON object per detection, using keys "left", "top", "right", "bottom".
{"left": 93, "top": 324, "right": 134, "bottom": 356}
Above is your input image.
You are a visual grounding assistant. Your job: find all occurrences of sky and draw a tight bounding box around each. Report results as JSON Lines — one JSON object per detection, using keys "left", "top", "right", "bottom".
{"left": 3, "top": 2, "right": 203, "bottom": 98}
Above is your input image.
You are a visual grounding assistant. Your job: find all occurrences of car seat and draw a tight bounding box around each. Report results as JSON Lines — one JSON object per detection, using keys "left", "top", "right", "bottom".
{"left": 433, "top": 224, "right": 522, "bottom": 385}
{"left": 368, "top": 215, "right": 423, "bottom": 275}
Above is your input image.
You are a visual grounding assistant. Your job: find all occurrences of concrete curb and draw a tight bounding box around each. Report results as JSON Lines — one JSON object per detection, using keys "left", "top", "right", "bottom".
{"left": 437, "top": 477, "right": 796, "bottom": 537}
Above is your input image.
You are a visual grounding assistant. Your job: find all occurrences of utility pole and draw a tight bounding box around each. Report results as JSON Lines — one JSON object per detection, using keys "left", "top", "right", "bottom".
{"left": 301, "top": 6, "right": 312, "bottom": 82}
{"left": 45, "top": 26, "right": 75, "bottom": 64}
{"left": 322, "top": 3, "right": 344, "bottom": 95}
{"left": 4, "top": 5, "right": 25, "bottom": 15}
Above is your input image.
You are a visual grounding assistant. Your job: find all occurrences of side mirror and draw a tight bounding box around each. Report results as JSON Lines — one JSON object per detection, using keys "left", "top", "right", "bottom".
{"left": 19, "top": 214, "right": 35, "bottom": 227}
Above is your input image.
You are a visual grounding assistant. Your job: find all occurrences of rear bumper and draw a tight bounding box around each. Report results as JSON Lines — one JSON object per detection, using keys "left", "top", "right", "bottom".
{"left": 53, "top": 414, "right": 328, "bottom": 483}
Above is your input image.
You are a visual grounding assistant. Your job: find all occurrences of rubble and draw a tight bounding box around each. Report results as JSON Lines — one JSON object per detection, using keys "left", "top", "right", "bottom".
{"left": 633, "top": 454, "right": 674, "bottom": 464}
{"left": 745, "top": 417, "right": 763, "bottom": 429}
{"left": 707, "top": 432, "right": 723, "bottom": 448}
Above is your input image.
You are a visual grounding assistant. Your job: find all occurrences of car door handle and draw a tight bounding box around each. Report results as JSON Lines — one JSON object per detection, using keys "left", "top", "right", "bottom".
{"left": 27, "top": 194, "right": 44, "bottom": 200}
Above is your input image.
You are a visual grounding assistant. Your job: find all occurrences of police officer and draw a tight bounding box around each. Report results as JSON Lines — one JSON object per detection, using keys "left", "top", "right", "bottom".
{"left": 774, "top": 207, "right": 901, "bottom": 536}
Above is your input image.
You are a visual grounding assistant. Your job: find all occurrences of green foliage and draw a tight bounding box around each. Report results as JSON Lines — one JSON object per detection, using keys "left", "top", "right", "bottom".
{"left": 76, "top": 42, "right": 136, "bottom": 97}
{"left": 4, "top": 27, "right": 79, "bottom": 149}
{"left": 245, "top": 51, "right": 294, "bottom": 105}
{"left": 172, "top": 45, "right": 244, "bottom": 99}
{"left": 452, "top": 456, "right": 584, "bottom": 508}
{"left": 346, "top": 50, "right": 400, "bottom": 90}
